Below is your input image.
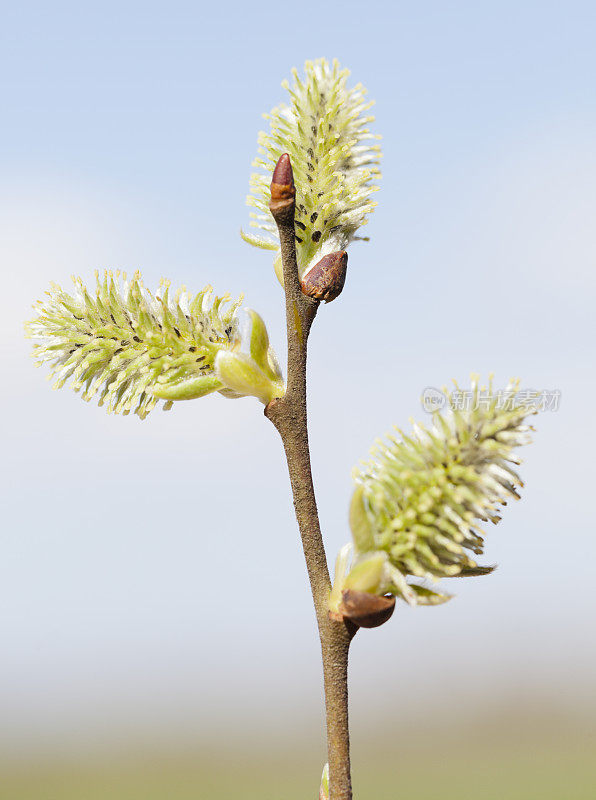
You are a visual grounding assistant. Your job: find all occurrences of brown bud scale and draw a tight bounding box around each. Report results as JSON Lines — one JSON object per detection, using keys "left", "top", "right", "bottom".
{"left": 271, "top": 153, "right": 294, "bottom": 187}
{"left": 269, "top": 153, "right": 296, "bottom": 218}
{"left": 300, "top": 251, "right": 348, "bottom": 303}
{"left": 338, "top": 589, "right": 395, "bottom": 629}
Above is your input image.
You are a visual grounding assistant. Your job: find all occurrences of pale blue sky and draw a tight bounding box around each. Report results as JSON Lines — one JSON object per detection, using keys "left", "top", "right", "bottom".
{"left": 1, "top": 1, "right": 595, "bottom": 754}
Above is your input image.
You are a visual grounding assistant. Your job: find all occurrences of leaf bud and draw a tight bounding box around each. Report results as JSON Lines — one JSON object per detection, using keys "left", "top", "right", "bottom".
{"left": 300, "top": 251, "right": 348, "bottom": 303}
{"left": 269, "top": 153, "right": 295, "bottom": 220}
{"left": 340, "top": 589, "right": 396, "bottom": 629}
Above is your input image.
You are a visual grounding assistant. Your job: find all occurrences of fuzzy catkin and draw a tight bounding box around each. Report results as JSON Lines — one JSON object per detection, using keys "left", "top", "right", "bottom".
{"left": 242, "top": 58, "right": 382, "bottom": 281}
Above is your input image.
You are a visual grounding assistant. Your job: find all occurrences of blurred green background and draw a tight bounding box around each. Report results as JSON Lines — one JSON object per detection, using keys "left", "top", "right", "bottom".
{"left": 2, "top": 707, "right": 595, "bottom": 800}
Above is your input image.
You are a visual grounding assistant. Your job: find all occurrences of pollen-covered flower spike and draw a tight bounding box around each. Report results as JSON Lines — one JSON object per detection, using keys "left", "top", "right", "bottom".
{"left": 329, "top": 377, "right": 538, "bottom": 616}
{"left": 242, "top": 58, "right": 381, "bottom": 285}
{"left": 25, "top": 271, "right": 284, "bottom": 419}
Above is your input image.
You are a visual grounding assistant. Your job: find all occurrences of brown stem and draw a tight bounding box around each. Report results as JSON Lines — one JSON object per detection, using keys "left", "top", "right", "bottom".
{"left": 265, "top": 159, "right": 356, "bottom": 800}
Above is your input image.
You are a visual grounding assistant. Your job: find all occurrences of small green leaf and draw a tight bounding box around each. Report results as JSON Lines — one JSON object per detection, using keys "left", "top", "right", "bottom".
{"left": 319, "top": 763, "right": 329, "bottom": 800}
{"left": 152, "top": 374, "right": 222, "bottom": 401}
{"left": 409, "top": 585, "right": 452, "bottom": 605}
{"left": 214, "top": 351, "right": 284, "bottom": 405}
{"left": 344, "top": 552, "right": 387, "bottom": 595}
{"left": 349, "top": 485, "right": 376, "bottom": 553}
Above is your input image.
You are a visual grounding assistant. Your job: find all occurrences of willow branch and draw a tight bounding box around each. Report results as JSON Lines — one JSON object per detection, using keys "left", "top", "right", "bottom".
{"left": 264, "top": 154, "right": 356, "bottom": 800}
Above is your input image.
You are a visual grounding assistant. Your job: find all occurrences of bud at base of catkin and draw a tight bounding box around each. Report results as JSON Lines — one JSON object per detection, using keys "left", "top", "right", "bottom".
{"left": 300, "top": 251, "right": 348, "bottom": 303}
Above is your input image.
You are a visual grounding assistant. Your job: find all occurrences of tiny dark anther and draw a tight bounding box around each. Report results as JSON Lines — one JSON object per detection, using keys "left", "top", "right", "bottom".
{"left": 173, "top": 327, "right": 181, "bottom": 338}
{"left": 310, "top": 212, "right": 318, "bottom": 224}
{"left": 133, "top": 336, "right": 141, "bottom": 342}
{"left": 189, "top": 346, "right": 196, "bottom": 352}
{"left": 295, "top": 235, "right": 303, "bottom": 244}
{"left": 196, "top": 356, "right": 206, "bottom": 363}
{"left": 311, "top": 230, "right": 322, "bottom": 243}
{"left": 295, "top": 220, "right": 306, "bottom": 231}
